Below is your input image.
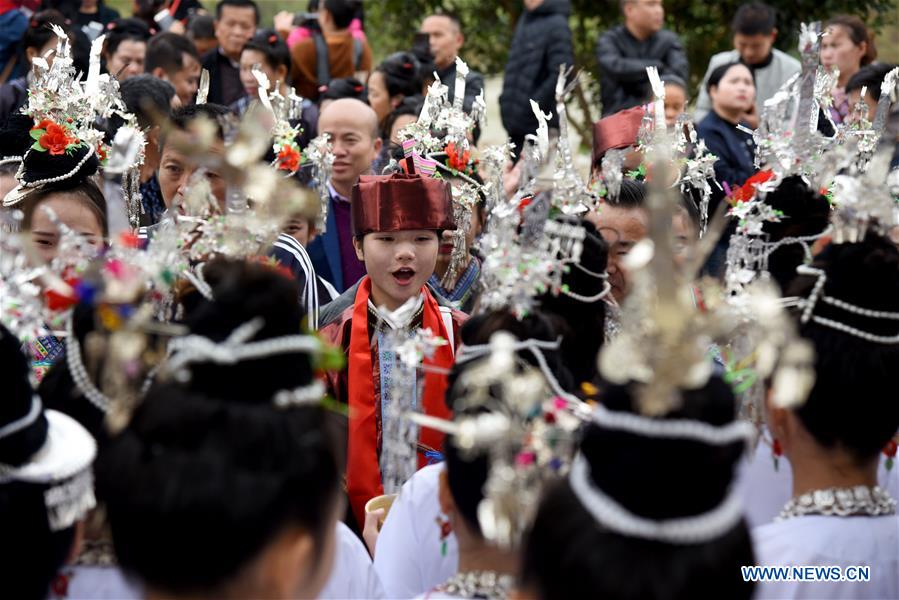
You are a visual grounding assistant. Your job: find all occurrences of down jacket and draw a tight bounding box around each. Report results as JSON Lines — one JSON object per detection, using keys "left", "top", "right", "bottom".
{"left": 499, "top": 0, "right": 574, "bottom": 138}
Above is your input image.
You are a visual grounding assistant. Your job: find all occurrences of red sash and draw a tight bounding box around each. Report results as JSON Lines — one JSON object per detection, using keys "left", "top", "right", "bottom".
{"left": 346, "top": 277, "right": 454, "bottom": 526}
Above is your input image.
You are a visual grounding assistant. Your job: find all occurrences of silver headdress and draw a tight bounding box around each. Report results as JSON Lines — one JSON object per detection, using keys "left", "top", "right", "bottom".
{"left": 552, "top": 66, "right": 598, "bottom": 215}
{"left": 410, "top": 331, "right": 585, "bottom": 549}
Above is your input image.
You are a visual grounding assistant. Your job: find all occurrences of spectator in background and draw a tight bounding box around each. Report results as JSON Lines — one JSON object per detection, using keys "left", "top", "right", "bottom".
{"left": 0, "top": 10, "right": 68, "bottom": 121}
{"left": 0, "top": 2, "right": 28, "bottom": 81}
{"left": 696, "top": 62, "right": 756, "bottom": 192}
{"left": 233, "top": 29, "right": 319, "bottom": 147}
{"left": 274, "top": 0, "right": 367, "bottom": 50}
{"left": 187, "top": 13, "right": 218, "bottom": 56}
{"left": 845, "top": 63, "right": 897, "bottom": 125}
{"left": 694, "top": 3, "right": 800, "bottom": 127}
{"left": 821, "top": 15, "right": 877, "bottom": 125}
{"left": 500, "top": 0, "right": 574, "bottom": 161}
{"left": 103, "top": 18, "right": 151, "bottom": 81}
{"left": 115, "top": 74, "right": 176, "bottom": 225}
{"left": 146, "top": 32, "right": 201, "bottom": 106}
{"left": 696, "top": 62, "right": 757, "bottom": 276}
{"left": 235, "top": 29, "right": 292, "bottom": 114}
{"left": 419, "top": 12, "right": 484, "bottom": 114}
{"left": 367, "top": 52, "right": 422, "bottom": 128}
{"left": 384, "top": 95, "right": 422, "bottom": 147}
{"left": 156, "top": 103, "right": 231, "bottom": 212}
{"left": 72, "top": 0, "right": 120, "bottom": 39}
{"left": 596, "top": 0, "right": 688, "bottom": 117}
{"left": 660, "top": 73, "right": 688, "bottom": 128}
{"left": 202, "top": 0, "right": 258, "bottom": 106}
{"left": 289, "top": 0, "right": 372, "bottom": 101}
{"left": 306, "top": 98, "right": 381, "bottom": 292}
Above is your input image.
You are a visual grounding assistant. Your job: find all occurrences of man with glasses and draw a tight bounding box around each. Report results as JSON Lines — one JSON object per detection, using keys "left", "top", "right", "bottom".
{"left": 587, "top": 179, "right": 648, "bottom": 304}
{"left": 596, "top": 0, "right": 688, "bottom": 116}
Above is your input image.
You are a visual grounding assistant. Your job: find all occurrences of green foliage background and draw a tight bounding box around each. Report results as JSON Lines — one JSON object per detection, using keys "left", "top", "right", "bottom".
{"left": 363, "top": 0, "right": 898, "bottom": 83}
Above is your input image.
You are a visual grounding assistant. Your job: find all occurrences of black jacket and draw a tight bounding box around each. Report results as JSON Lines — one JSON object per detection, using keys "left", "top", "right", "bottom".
{"left": 597, "top": 25, "right": 688, "bottom": 116}
{"left": 499, "top": 0, "right": 574, "bottom": 137}
{"left": 695, "top": 110, "right": 755, "bottom": 199}
{"left": 436, "top": 60, "right": 484, "bottom": 115}
{"left": 201, "top": 49, "right": 245, "bottom": 107}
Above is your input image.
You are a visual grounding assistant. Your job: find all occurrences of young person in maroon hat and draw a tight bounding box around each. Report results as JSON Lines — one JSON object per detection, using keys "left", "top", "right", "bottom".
{"left": 318, "top": 172, "right": 467, "bottom": 530}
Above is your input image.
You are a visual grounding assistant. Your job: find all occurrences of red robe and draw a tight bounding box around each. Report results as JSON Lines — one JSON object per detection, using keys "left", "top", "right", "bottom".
{"left": 319, "top": 277, "right": 467, "bottom": 527}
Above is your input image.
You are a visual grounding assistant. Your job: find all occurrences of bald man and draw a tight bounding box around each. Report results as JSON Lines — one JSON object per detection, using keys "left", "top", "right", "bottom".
{"left": 307, "top": 98, "right": 383, "bottom": 293}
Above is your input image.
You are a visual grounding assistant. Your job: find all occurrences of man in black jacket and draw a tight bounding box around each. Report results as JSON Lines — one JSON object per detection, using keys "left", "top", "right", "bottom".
{"left": 597, "top": 0, "right": 688, "bottom": 116}
{"left": 500, "top": 0, "right": 574, "bottom": 161}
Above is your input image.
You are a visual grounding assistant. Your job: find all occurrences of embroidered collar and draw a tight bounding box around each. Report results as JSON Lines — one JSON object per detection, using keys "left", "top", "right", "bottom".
{"left": 367, "top": 294, "right": 425, "bottom": 332}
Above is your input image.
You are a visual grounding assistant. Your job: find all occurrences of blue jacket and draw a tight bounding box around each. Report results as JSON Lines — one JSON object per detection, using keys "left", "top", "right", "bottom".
{"left": 696, "top": 110, "right": 756, "bottom": 192}
{"left": 307, "top": 194, "right": 356, "bottom": 293}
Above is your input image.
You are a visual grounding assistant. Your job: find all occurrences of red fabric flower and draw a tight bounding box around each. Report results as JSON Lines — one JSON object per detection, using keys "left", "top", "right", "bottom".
{"left": 729, "top": 169, "right": 774, "bottom": 204}
{"left": 277, "top": 145, "right": 301, "bottom": 172}
{"left": 39, "top": 123, "right": 77, "bottom": 156}
{"left": 445, "top": 142, "right": 470, "bottom": 173}
{"left": 32, "top": 119, "right": 55, "bottom": 131}
{"left": 44, "top": 277, "right": 79, "bottom": 311}
{"left": 96, "top": 143, "right": 108, "bottom": 162}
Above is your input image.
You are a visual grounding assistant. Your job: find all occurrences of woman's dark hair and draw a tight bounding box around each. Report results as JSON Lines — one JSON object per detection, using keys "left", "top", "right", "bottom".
{"left": 374, "top": 51, "right": 423, "bottom": 100}
{"left": 242, "top": 29, "right": 292, "bottom": 73}
{"left": 23, "top": 10, "right": 69, "bottom": 52}
{"left": 21, "top": 178, "right": 109, "bottom": 237}
{"left": 826, "top": 15, "right": 877, "bottom": 66}
{"left": 706, "top": 61, "right": 755, "bottom": 94}
{"left": 846, "top": 63, "right": 898, "bottom": 101}
{"left": 446, "top": 309, "right": 566, "bottom": 535}
{"left": 96, "top": 384, "right": 342, "bottom": 595}
{"left": 319, "top": 76, "right": 367, "bottom": 103}
{"left": 760, "top": 176, "right": 831, "bottom": 292}
{"left": 784, "top": 233, "right": 899, "bottom": 463}
{"left": 520, "top": 376, "right": 754, "bottom": 600}
{"left": 323, "top": 0, "right": 358, "bottom": 29}
{"left": 104, "top": 18, "right": 151, "bottom": 58}
{"left": 178, "top": 258, "right": 313, "bottom": 402}
{"left": 537, "top": 218, "right": 609, "bottom": 387}
{"left": 96, "top": 259, "right": 341, "bottom": 595}
{"left": 382, "top": 93, "right": 423, "bottom": 142}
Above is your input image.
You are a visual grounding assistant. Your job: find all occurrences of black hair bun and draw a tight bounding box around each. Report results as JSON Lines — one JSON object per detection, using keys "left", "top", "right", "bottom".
{"left": 584, "top": 376, "right": 744, "bottom": 521}
{"left": 785, "top": 232, "right": 899, "bottom": 460}
{"left": 19, "top": 143, "right": 100, "bottom": 188}
{"left": 176, "top": 259, "right": 314, "bottom": 404}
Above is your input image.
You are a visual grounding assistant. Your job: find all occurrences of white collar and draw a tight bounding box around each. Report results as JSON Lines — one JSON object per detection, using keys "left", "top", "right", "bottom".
{"left": 368, "top": 293, "right": 425, "bottom": 330}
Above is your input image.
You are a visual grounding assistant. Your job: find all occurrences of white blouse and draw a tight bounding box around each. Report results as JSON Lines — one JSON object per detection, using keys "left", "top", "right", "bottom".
{"left": 374, "top": 463, "right": 459, "bottom": 598}
{"left": 752, "top": 514, "right": 899, "bottom": 599}
{"left": 735, "top": 429, "right": 899, "bottom": 528}
{"left": 58, "top": 522, "right": 383, "bottom": 600}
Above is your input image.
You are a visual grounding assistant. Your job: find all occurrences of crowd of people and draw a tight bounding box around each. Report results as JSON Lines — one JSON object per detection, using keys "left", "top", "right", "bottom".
{"left": 0, "top": 0, "right": 898, "bottom": 598}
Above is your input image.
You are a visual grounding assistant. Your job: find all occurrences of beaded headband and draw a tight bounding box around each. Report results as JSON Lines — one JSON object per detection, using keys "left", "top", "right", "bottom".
{"left": 568, "top": 453, "right": 745, "bottom": 544}
{"left": 789, "top": 264, "right": 899, "bottom": 344}
{"left": 165, "top": 317, "right": 326, "bottom": 409}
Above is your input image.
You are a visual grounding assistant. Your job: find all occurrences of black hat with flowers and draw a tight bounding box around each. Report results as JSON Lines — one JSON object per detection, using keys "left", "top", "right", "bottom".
{"left": 2, "top": 116, "right": 101, "bottom": 207}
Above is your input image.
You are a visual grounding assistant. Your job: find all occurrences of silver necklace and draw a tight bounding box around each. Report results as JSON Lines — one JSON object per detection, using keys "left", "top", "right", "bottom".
{"left": 779, "top": 485, "right": 896, "bottom": 520}
{"left": 433, "top": 570, "right": 514, "bottom": 600}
